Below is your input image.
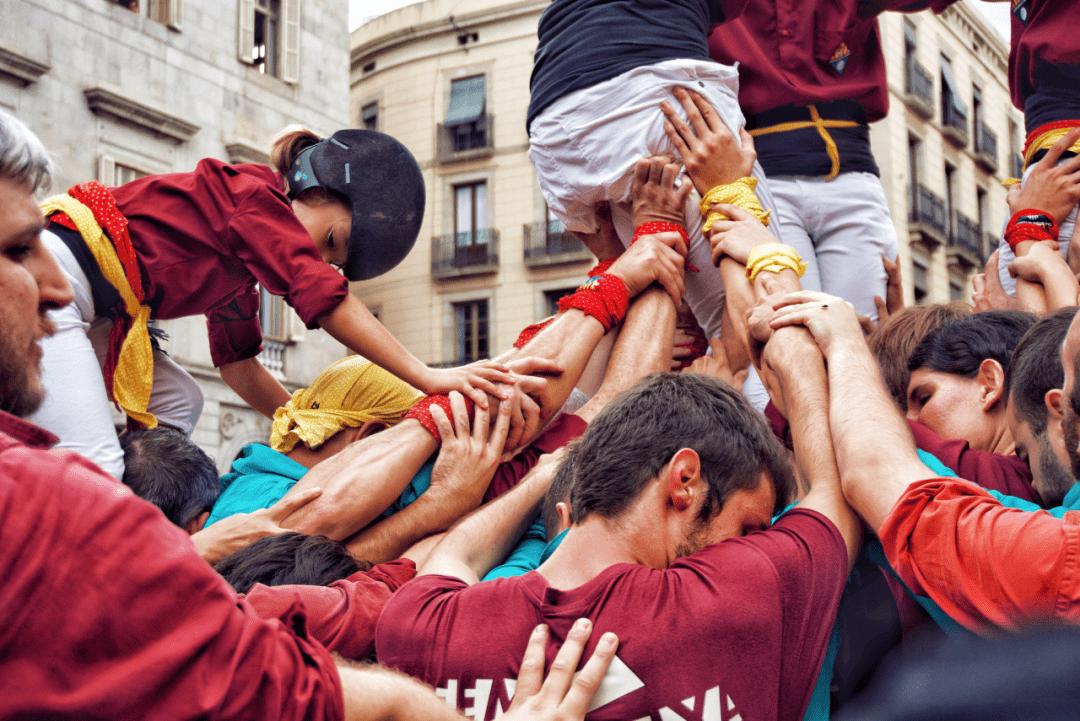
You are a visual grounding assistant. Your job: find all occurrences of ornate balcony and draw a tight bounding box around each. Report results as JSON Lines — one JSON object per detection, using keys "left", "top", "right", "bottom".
{"left": 258, "top": 339, "right": 287, "bottom": 381}
{"left": 432, "top": 229, "right": 499, "bottom": 279}
{"left": 908, "top": 183, "right": 947, "bottom": 249}
{"left": 974, "top": 122, "right": 998, "bottom": 173}
{"left": 436, "top": 115, "right": 494, "bottom": 164}
{"left": 523, "top": 221, "right": 592, "bottom": 267}
{"left": 947, "top": 212, "right": 983, "bottom": 271}
{"left": 904, "top": 59, "right": 935, "bottom": 120}
{"left": 942, "top": 97, "right": 969, "bottom": 148}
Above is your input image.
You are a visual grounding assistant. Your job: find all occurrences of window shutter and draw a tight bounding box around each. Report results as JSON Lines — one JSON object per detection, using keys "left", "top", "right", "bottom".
{"left": 98, "top": 155, "right": 117, "bottom": 186}
{"left": 282, "top": 0, "right": 300, "bottom": 84}
{"left": 445, "top": 76, "right": 485, "bottom": 125}
{"left": 167, "top": 0, "right": 182, "bottom": 31}
{"left": 238, "top": 0, "right": 256, "bottom": 64}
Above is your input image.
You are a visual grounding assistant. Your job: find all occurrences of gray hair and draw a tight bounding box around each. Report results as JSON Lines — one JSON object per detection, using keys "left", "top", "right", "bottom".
{"left": 0, "top": 109, "right": 53, "bottom": 193}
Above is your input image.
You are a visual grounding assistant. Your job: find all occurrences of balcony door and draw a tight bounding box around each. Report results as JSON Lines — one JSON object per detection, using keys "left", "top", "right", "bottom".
{"left": 455, "top": 181, "right": 489, "bottom": 265}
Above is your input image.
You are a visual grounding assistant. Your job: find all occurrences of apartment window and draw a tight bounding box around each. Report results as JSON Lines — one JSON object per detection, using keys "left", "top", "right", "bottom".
{"left": 99, "top": 156, "right": 150, "bottom": 187}
{"left": 361, "top": 102, "right": 378, "bottom": 132}
{"left": 445, "top": 76, "right": 487, "bottom": 152}
{"left": 912, "top": 255, "right": 930, "bottom": 304}
{"left": 903, "top": 20, "right": 916, "bottom": 62}
{"left": 976, "top": 187, "right": 988, "bottom": 236}
{"left": 1009, "top": 117, "right": 1024, "bottom": 177}
{"left": 972, "top": 82, "right": 982, "bottom": 134}
{"left": 544, "top": 287, "right": 577, "bottom": 318}
{"left": 944, "top": 162, "right": 957, "bottom": 238}
{"left": 259, "top": 285, "right": 291, "bottom": 341}
{"left": 907, "top": 134, "right": 922, "bottom": 214}
{"left": 940, "top": 55, "right": 967, "bottom": 134}
{"left": 455, "top": 182, "right": 489, "bottom": 247}
{"left": 949, "top": 277, "right": 964, "bottom": 302}
{"left": 454, "top": 300, "right": 489, "bottom": 364}
{"left": 113, "top": 0, "right": 182, "bottom": 27}
{"left": 238, "top": 0, "right": 300, "bottom": 83}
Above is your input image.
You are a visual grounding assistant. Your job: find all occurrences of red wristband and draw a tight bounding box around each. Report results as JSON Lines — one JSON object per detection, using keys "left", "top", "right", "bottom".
{"left": 632, "top": 222, "right": 698, "bottom": 272}
{"left": 588, "top": 258, "right": 617, "bottom": 277}
{"left": 557, "top": 274, "right": 630, "bottom": 332}
{"left": 513, "top": 316, "right": 556, "bottom": 349}
{"left": 1005, "top": 209, "right": 1058, "bottom": 253}
{"left": 404, "top": 394, "right": 476, "bottom": 442}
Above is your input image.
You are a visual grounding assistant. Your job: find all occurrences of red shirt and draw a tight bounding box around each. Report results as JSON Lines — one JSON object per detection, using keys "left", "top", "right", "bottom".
{"left": 243, "top": 559, "right": 416, "bottom": 661}
{"left": 109, "top": 160, "right": 349, "bottom": 366}
{"left": 1007, "top": 0, "right": 1080, "bottom": 128}
{"left": 879, "top": 478, "right": 1080, "bottom": 631}
{"left": 907, "top": 420, "right": 1041, "bottom": 505}
{"left": 707, "top": 0, "right": 951, "bottom": 121}
{"left": 376, "top": 509, "right": 847, "bottom": 721}
{"left": 0, "top": 411, "right": 344, "bottom": 720}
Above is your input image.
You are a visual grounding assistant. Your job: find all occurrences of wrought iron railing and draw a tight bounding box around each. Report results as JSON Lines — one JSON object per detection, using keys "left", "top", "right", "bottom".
{"left": 905, "top": 59, "right": 934, "bottom": 108}
{"left": 436, "top": 115, "right": 494, "bottom": 162}
{"left": 974, "top": 122, "right": 997, "bottom": 163}
{"left": 952, "top": 212, "right": 982, "bottom": 257}
{"left": 431, "top": 228, "right": 499, "bottom": 277}
{"left": 523, "top": 221, "right": 591, "bottom": 264}
{"left": 909, "top": 183, "right": 947, "bottom": 235}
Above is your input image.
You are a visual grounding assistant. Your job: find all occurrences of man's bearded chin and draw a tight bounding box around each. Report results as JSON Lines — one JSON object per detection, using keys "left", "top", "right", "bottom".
{"left": 1066, "top": 409, "right": 1080, "bottom": 483}
{"left": 0, "top": 364, "right": 45, "bottom": 418}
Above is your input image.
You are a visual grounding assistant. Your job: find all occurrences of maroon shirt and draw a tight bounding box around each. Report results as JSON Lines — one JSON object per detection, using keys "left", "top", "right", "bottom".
{"left": 0, "top": 411, "right": 343, "bottom": 720}
{"left": 1007, "top": 0, "right": 1080, "bottom": 130}
{"left": 377, "top": 509, "right": 847, "bottom": 721}
{"left": 243, "top": 559, "right": 417, "bottom": 661}
{"left": 109, "top": 160, "right": 349, "bottom": 366}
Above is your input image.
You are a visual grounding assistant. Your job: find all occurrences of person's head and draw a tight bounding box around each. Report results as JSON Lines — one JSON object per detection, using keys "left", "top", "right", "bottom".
{"left": 270, "top": 126, "right": 424, "bottom": 281}
{"left": 270, "top": 356, "right": 423, "bottom": 467}
{"left": 1004, "top": 308, "right": 1078, "bottom": 506}
{"left": 1059, "top": 313, "right": 1080, "bottom": 480}
{"left": 213, "top": 531, "right": 366, "bottom": 594}
{"left": 120, "top": 427, "right": 221, "bottom": 533}
{"left": 906, "top": 310, "right": 1037, "bottom": 451}
{"left": 568, "top": 373, "right": 795, "bottom": 563}
{"left": 542, "top": 447, "right": 577, "bottom": 541}
{"left": 868, "top": 302, "right": 972, "bottom": 412}
{"left": 0, "top": 111, "right": 74, "bottom": 418}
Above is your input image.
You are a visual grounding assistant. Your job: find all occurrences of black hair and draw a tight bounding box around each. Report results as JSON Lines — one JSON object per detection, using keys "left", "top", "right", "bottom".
{"left": 1004, "top": 307, "right": 1079, "bottom": 436}
{"left": 120, "top": 427, "right": 220, "bottom": 529}
{"left": 213, "top": 532, "right": 367, "bottom": 594}
{"left": 907, "top": 310, "right": 1038, "bottom": 378}
{"left": 568, "top": 373, "right": 795, "bottom": 525}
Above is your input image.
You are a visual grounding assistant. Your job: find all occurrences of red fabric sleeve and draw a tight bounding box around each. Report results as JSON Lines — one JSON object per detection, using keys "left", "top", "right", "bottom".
{"left": 228, "top": 184, "right": 349, "bottom": 329}
{"left": 243, "top": 560, "right": 417, "bottom": 661}
{"left": 879, "top": 478, "right": 1080, "bottom": 632}
{"left": 206, "top": 284, "right": 264, "bottom": 367}
{"left": 763, "top": 400, "right": 793, "bottom": 449}
{"left": 907, "top": 420, "right": 1041, "bottom": 504}
{"left": 0, "top": 443, "right": 343, "bottom": 720}
{"left": 482, "top": 413, "right": 589, "bottom": 503}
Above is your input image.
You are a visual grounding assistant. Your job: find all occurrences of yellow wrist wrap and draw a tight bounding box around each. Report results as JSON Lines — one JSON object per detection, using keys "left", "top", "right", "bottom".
{"left": 745, "top": 242, "right": 807, "bottom": 282}
{"left": 700, "top": 177, "right": 771, "bottom": 233}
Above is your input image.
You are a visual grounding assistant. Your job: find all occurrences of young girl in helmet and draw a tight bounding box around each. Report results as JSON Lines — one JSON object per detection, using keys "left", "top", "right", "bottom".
{"left": 35, "top": 127, "right": 512, "bottom": 478}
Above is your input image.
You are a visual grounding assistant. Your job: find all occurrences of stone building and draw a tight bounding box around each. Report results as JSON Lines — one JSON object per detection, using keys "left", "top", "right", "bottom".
{"left": 1, "top": 0, "right": 352, "bottom": 470}
{"left": 350, "top": 0, "right": 1020, "bottom": 365}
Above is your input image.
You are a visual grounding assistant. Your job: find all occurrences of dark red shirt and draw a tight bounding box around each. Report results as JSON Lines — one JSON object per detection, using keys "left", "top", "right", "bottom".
{"left": 109, "top": 160, "right": 349, "bottom": 366}
{"left": 377, "top": 509, "right": 847, "bottom": 721}
{"left": 243, "top": 559, "right": 417, "bottom": 661}
{"left": 1007, "top": 0, "right": 1080, "bottom": 130}
{"left": 0, "top": 411, "right": 344, "bottom": 720}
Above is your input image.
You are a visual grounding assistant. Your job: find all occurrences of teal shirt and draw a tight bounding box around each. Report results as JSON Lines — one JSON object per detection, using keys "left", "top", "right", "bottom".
{"left": 206, "top": 443, "right": 436, "bottom": 527}
{"left": 483, "top": 521, "right": 568, "bottom": 581}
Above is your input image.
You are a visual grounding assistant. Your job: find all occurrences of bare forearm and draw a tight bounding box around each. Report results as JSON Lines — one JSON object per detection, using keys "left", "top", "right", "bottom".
{"left": 345, "top": 487, "right": 463, "bottom": 565}
{"left": 825, "top": 338, "right": 936, "bottom": 531}
{"left": 517, "top": 308, "right": 607, "bottom": 421}
{"left": 338, "top": 663, "right": 464, "bottom": 721}
{"left": 218, "top": 357, "right": 292, "bottom": 418}
{"left": 281, "top": 420, "right": 438, "bottom": 539}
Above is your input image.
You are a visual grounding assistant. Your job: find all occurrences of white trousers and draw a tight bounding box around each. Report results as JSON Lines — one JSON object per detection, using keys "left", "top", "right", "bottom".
{"left": 766, "top": 172, "right": 898, "bottom": 320}
{"left": 528, "top": 57, "right": 783, "bottom": 342}
{"left": 29, "top": 230, "right": 204, "bottom": 479}
{"left": 995, "top": 160, "right": 1079, "bottom": 295}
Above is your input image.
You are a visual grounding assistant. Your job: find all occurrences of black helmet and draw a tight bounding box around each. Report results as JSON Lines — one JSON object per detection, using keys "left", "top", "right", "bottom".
{"left": 286, "top": 129, "right": 425, "bottom": 281}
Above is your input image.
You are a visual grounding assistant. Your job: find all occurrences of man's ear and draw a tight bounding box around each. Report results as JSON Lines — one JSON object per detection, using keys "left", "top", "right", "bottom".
{"left": 555, "top": 501, "right": 572, "bottom": 533}
{"left": 977, "top": 359, "right": 1006, "bottom": 412}
{"left": 186, "top": 510, "right": 210, "bottom": 536}
{"left": 1046, "top": 388, "right": 1068, "bottom": 461}
{"left": 666, "top": 448, "right": 701, "bottom": 512}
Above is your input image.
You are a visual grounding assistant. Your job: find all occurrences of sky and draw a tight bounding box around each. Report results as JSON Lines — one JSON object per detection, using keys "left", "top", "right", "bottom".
{"left": 350, "top": 0, "right": 1013, "bottom": 43}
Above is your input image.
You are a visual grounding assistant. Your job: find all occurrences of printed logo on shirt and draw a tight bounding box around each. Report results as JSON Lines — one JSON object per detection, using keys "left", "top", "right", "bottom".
{"left": 829, "top": 43, "right": 851, "bottom": 75}
{"left": 436, "top": 655, "right": 745, "bottom": 721}
{"left": 1011, "top": 0, "right": 1029, "bottom": 25}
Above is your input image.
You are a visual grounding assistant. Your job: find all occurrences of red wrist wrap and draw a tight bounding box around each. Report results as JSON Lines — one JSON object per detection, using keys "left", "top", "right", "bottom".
{"left": 1005, "top": 209, "right": 1058, "bottom": 253}
{"left": 404, "top": 394, "right": 476, "bottom": 442}
{"left": 588, "top": 258, "right": 617, "bottom": 277}
{"left": 632, "top": 222, "right": 698, "bottom": 272}
{"left": 513, "top": 316, "right": 556, "bottom": 349}
{"left": 557, "top": 274, "right": 630, "bottom": 332}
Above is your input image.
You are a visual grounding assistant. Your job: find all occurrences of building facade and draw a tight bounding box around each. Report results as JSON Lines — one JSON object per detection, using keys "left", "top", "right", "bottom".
{"left": 351, "top": 0, "right": 1019, "bottom": 364}
{"left": 2, "top": 0, "right": 352, "bottom": 470}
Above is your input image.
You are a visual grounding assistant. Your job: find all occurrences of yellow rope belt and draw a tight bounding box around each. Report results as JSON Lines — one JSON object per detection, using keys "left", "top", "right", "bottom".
{"left": 41, "top": 195, "right": 157, "bottom": 429}
{"left": 1002, "top": 122, "right": 1080, "bottom": 187}
{"left": 748, "top": 104, "right": 858, "bottom": 181}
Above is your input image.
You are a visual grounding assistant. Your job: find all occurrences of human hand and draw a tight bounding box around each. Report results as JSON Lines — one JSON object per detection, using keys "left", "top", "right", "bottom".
{"left": 503, "top": 619, "right": 619, "bottom": 721}
{"left": 606, "top": 232, "right": 688, "bottom": 305}
{"left": 707, "top": 203, "right": 775, "bottom": 266}
{"left": 570, "top": 202, "right": 624, "bottom": 262}
{"left": 685, "top": 337, "right": 748, "bottom": 391}
{"left": 872, "top": 254, "right": 903, "bottom": 324}
{"left": 429, "top": 391, "right": 513, "bottom": 514}
{"left": 672, "top": 303, "right": 707, "bottom": 370}
{"left": 769, "top": 291, "right": 865, "bottom": 357}
{"left": 662, "top": 85, "right": 756, "bottom": 194}
{"left": 504, "top": 356, "right": 565, "bottom": 441}
{"left": 1007, "top": 239, "right": 1063, "bottom": 281}
{"left": 191, "top": 487, "right": 323, "bottom": 565}
{"left": 1007, "top": 128, "right": 1080, "bottom": 224}
{"left": 630, "top": 155, "right": 692, "bottom": 228}
{"left": 422, "top": 360, "right": 515, "bottom": 410}
{"left": 971, "top": 251, "right": 1020, "bottom": 312}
